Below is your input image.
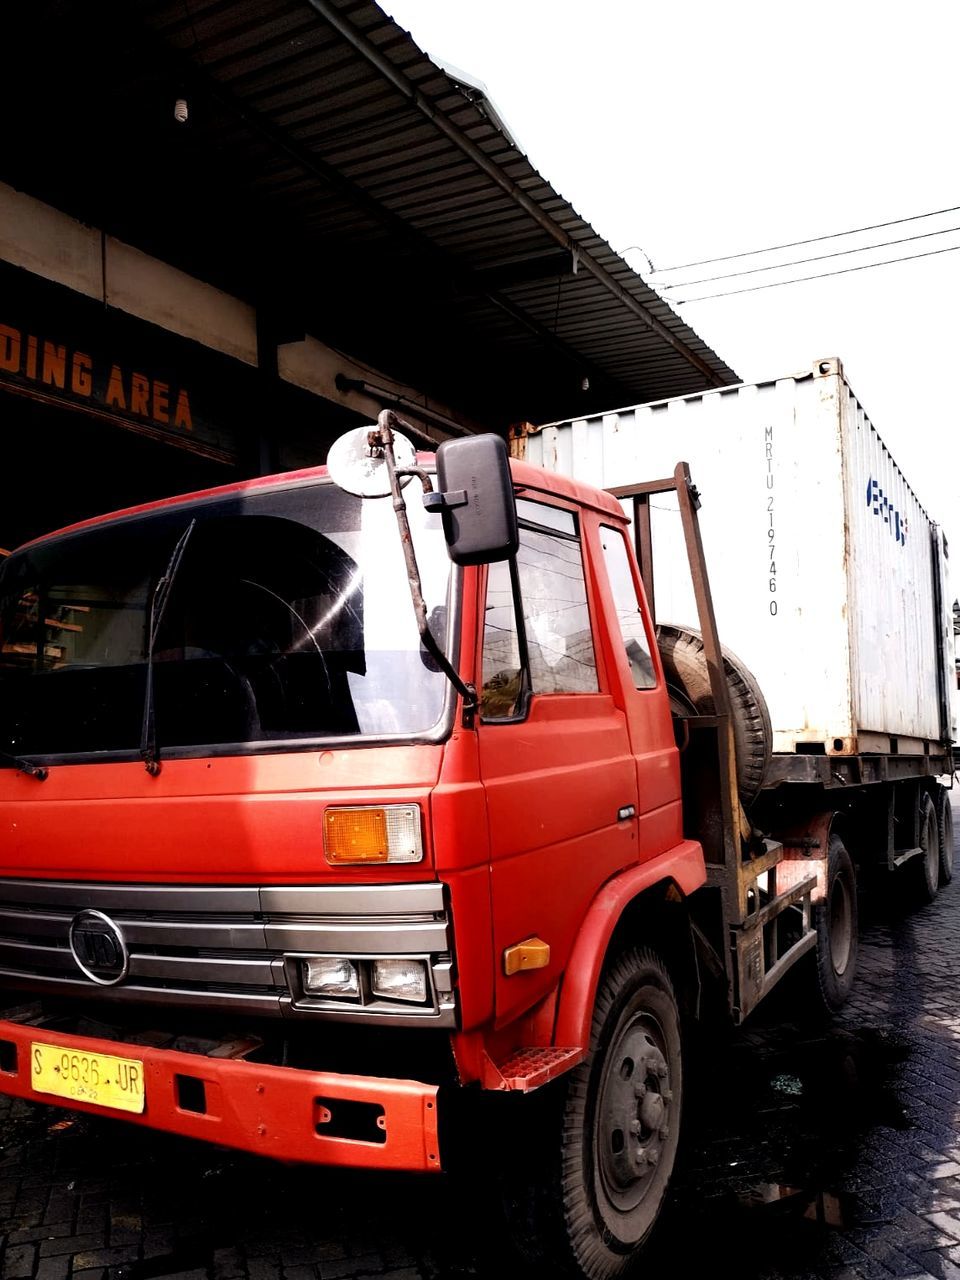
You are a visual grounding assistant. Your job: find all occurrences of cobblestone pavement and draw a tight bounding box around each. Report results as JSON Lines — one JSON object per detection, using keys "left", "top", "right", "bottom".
{"left": 3, "top": 808, "right": 960, "bottom": 1280}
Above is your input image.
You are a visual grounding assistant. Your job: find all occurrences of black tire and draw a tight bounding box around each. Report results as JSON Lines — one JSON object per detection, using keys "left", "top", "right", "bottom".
{"left": 909, "top": 791, "right": 940, "bottom": 905}
{"left": 656, "top": 624, "right": 771, "bottom": 807}
{"left": 810, "top": 834, "right": 859, "bottom": 1013}
{"left": 504, "top": 949, "right": 682, "bottom": 1279}
{"left": 935, "top": 786, "right": 955, "bottom": 887}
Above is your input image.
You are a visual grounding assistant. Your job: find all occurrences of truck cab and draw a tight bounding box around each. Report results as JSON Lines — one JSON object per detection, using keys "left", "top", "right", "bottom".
{"left": 0, "top": 420, "right": 812, "bottom": 1278}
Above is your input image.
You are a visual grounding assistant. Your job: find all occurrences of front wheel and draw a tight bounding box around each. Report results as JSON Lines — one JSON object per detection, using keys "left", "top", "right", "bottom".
{"left": 505, "top": 949, "right": 683, "bottom": 1279}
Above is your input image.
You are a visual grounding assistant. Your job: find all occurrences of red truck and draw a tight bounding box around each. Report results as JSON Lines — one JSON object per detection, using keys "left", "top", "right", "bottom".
{"left": 0, "top": 414, "right": 953, "bottom": 1279}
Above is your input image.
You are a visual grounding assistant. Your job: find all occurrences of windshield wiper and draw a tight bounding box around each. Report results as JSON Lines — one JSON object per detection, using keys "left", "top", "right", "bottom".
{"left": 0, "top": 749, "right": 47, "bottom": 781}
{"left": 140, "top": 519, "right": 196, "bottom": 776}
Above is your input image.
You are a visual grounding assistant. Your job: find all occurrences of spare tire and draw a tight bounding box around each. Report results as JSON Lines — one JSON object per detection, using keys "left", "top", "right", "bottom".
{"left": 656, "top": 623, "right": 772, "bottom": 807}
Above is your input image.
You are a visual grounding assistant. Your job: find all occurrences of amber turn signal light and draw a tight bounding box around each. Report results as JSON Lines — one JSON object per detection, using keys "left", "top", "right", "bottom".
{"left": 323, "top": 805, "right": 423, "bottom": 865}
{"left": 503, "top": 936, "right": 551, "bottom": 976}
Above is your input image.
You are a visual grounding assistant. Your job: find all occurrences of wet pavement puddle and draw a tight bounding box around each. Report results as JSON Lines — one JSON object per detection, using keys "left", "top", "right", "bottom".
{"left": 638, "top": 1019, "right": 914, "bottom": 1274}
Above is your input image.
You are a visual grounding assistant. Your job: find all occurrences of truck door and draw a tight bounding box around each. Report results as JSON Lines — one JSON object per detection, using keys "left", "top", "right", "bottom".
{"left": 477, "top": 498, "right": 638, "bottom": 1024}
{"left": 593, "top": 519, "right": 683, "bottom": 850}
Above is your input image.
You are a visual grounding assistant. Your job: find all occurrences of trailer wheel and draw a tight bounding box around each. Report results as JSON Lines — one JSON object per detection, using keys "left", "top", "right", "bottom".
{"left": 909, "top": 791, "right": 941, "bottom": 905}
{"left": 935, "top": 786, "right": 954, "bottom": 887}
{"left": 656, "top": 624, "right": 771, "bottom": 806}
{"left": 811, "top": 834, "right": 859, "bottom": 1013}
{"left": 504, "top": 949, "right": 682, "bottom": 1279}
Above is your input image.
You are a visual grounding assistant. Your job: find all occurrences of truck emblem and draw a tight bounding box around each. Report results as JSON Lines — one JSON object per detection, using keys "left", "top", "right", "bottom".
{"left": 68, "top": 910, "right": 129, "bottom": 986}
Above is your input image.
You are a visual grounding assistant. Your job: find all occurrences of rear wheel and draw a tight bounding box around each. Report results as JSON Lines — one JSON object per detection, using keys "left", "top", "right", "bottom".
{"left": 810, "top": 834, "right": 858, "bottom": 1013}
{"left": 504, "top": 949, "right": 682, "bottom": 1278}
{"left": 909, "top": 791, "right": 940, "bottom": 906}
{"left": 935, "top": 786, "right": 954, "bottom": 887}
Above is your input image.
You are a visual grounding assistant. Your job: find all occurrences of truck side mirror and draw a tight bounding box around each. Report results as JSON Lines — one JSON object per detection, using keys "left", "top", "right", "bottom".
{"left": 431, "top": 435, "right": 519, "bottom": 566}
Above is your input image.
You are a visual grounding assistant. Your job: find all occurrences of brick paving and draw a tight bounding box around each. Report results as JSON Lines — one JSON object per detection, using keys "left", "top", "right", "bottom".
{"left": 2, "top": 801, "right": 960, "bottom": 1279}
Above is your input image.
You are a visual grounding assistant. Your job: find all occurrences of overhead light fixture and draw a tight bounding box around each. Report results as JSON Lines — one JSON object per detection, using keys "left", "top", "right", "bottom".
{"left": 174, "top": 98, "right": 189, "bottom": 125}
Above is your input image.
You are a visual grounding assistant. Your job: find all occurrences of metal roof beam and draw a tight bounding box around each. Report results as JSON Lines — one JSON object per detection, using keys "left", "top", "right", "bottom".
{"left": 304, "top": 0, "right": 724, "bottom": 389}
{"left": 116, "top": 2, "right": 625, "bottom": 406}
{"left": 460, "top": 250, "right": 574, "bottom": 292}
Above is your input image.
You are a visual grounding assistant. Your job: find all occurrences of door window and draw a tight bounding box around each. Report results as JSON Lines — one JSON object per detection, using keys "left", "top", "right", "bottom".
{"left": 599, "top": 525, "right": 657, "bottom": 690}
{"left": 481, "top": 507, "right": 598, "bottom": 720}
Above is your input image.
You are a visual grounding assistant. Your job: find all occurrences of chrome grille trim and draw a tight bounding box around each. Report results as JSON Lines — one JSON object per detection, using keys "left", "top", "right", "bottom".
{"left": 0, "top": 878, "right": 454, "bottom": 1027}
{"left": 0, "top": 880, "right": 445, "bottom": 914}
{"left": 260, "top": 884, "right": 445, "bottom": 914}
{"left": 0, "top": 881, "right": 261, "bottom": 912}
{"left": 0, "top": 969, "right": 282, "bottom": 1014}
{"left": 264, "top": 920, "right": 449, "bottom": 954}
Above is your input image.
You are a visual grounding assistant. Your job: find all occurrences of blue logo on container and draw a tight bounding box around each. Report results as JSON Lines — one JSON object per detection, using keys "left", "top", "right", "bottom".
{"left": 866, "top": 477, "right": 907, "bottom": 545}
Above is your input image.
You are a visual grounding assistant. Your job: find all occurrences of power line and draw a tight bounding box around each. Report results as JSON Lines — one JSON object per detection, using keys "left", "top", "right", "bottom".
{"left": 659, "top": 222, "right": 960, "bottom": 290}
{"left": 648, "top": 203, "right": 960, "bottom": 274}
{"left": 619, "top": 244, "right": 656, "bottom": 274}
{"left": 674, "top": 241, "right": 960, "bottom": 304}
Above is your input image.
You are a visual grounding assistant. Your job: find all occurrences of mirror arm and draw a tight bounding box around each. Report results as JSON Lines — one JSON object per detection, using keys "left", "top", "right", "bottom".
{"left": 394, "top": 465, "right": 434, "bottom": 494}
{"left": 369, "top": 411, "right": 478, "bottom": 721}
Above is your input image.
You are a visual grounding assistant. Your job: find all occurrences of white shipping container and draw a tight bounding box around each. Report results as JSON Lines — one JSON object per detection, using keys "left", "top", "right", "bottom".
{"left": 523, "top": 358, "right": 955, "bottom": 757}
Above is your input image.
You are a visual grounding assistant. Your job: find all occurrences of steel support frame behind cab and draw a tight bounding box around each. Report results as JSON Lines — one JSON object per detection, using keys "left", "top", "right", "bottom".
{"left": 610, "top": 464, "right": 816, "bottom": 1023}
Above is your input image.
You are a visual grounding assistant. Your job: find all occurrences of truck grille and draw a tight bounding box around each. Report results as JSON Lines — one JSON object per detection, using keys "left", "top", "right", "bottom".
{"left": 0, "top": 879, "right": 454, "bottom": 1027}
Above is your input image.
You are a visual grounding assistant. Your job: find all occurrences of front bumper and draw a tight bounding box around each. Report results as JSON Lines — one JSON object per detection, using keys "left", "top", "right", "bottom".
{"left": 0, "top": 1018, "right": 441, "bottom": 1172}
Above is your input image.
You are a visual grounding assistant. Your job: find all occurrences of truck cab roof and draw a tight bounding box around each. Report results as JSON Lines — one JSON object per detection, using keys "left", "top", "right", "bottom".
{"left": 17, "top": 450, "right": 628, "bottom": 553}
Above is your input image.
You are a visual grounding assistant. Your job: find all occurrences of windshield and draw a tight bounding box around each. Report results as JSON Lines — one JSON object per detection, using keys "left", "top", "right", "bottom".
{"left": 0, "top": 479, "right": 453, "bottom": 760}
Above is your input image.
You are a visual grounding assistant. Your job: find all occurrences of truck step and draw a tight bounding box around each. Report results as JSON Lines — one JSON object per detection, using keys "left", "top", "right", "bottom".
{"left": 494, "top": 1046, "right": 584, "bottom": 1092}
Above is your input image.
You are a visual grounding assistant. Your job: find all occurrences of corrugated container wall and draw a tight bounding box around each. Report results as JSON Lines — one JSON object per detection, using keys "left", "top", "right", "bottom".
{"left": 524, "top": 358, "right": 955, "bottom": 756}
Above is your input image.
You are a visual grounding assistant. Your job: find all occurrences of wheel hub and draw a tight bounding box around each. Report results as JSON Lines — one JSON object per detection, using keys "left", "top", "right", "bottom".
{"left": 597, "top": 1020, "right": 672, "bottom": 1207}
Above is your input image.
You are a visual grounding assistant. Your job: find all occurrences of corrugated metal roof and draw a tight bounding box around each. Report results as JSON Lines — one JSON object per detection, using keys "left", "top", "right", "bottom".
{"left": 0, "top": 0, "right": 738, "bottom": 426}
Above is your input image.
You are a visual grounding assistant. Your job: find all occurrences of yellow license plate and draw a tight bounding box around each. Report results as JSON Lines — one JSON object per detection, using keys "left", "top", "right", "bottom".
{"left": 31, "top": 1042, "right": 146, "bottom": 1114}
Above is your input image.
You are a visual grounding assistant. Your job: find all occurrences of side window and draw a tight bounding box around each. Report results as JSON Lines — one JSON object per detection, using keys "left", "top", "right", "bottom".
{"left": 599, "top": 525, "right": 657, "bottom": 690}
{"left": 481, "top": 558, "right": 524, "bottom": 719}
{"left": 481, "top": 510, "right": 598, "bottom": 720}
{"left": 517, "top": 526, "right": 598, "bottom": 695}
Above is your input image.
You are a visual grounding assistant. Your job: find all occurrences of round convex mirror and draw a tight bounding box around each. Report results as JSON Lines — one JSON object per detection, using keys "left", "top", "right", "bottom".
{"left": 326, "top": 426, "right": 417, "bottom": 498}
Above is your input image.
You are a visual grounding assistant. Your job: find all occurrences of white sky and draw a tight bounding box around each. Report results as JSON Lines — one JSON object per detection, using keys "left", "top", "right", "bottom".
{"left": 381, "top": 0, "right": 960, "bottom": 567}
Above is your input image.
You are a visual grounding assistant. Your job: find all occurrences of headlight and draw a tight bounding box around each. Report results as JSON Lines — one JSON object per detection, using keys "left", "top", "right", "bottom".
{"left": 302, "top": 956, "right": 359, "bottom": 998}
{"left": 323, "top": 805, "right": 423, "bottom": 865}
{"left": 371, "top": 957, "right": 428, "bottom": 1003}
